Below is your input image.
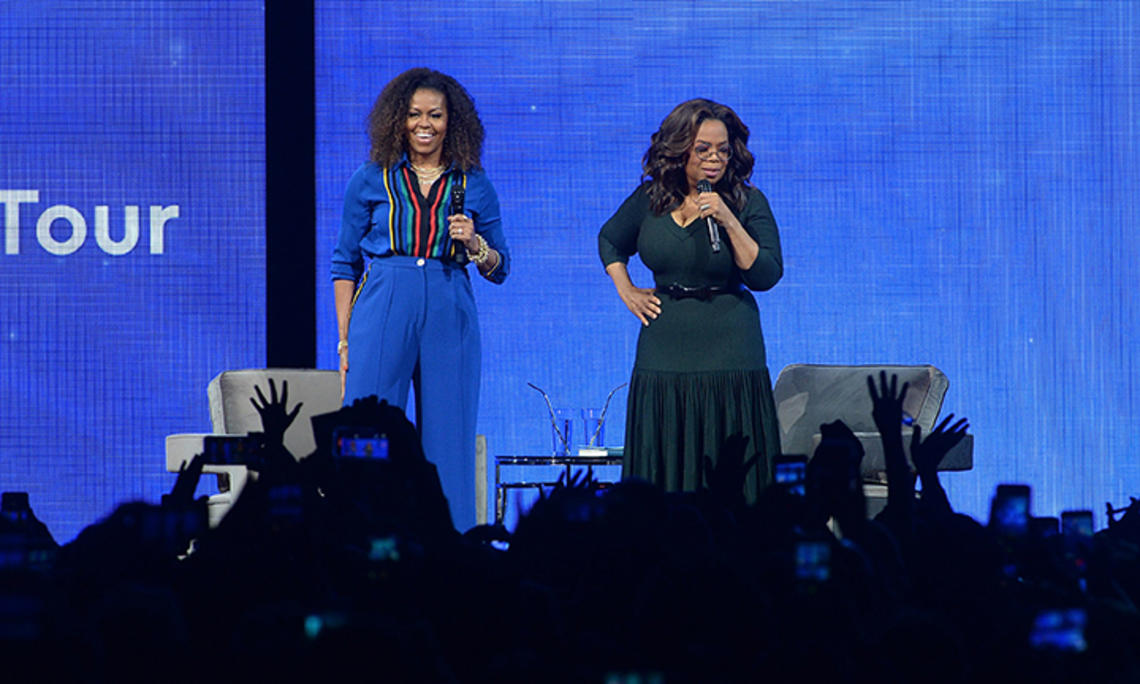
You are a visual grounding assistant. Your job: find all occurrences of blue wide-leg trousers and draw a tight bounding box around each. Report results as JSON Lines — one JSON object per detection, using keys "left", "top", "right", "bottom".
{"left": 344, "top": 256, "right": 480, "bottom": 532}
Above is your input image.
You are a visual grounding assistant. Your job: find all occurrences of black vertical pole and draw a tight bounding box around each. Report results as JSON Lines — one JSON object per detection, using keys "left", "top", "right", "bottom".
{"left": 265, "top": 1, "right": 316, "bottom": 367}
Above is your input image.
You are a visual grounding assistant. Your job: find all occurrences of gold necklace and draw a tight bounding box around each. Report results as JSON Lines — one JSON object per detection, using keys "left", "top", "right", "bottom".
{"left": 411, "top": 163, "right": 445, "bottom": 185}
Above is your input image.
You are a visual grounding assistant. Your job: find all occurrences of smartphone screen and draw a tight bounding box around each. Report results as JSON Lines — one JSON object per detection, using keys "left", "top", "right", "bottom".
{"left": 774, "top": 454, "right": 807, "bottom": 496}
{"left": 333, "top": 427, "right": 389, "bottom": 460}
{"left": 0, "top": 493, "right": 30, "bottom": 524}
{"left": 794, "top": 539, "right": 831, "bottom": 583}
{"left": 268, "top": 484, "right": 304, "bottom": 521}
{"left": 368, "top": 535, "right": 400, "bottom": 562}
{"left": 1, "top": 492, "right": 29, "bottom": 512}
{"left": 1029, "top": 608, "right": 1087, "bottom": 653}
{"left": 990, "top": 484, "right": 1030, "bottom": 536}
{"left": 1060, "top": 509, "right": 1094, "bottom": 577}
{"left": 1061, "top": 510, "right": 1094, "bottom": 538}
{"left": 202, "top": 435, "right": 264, "bottom": 466}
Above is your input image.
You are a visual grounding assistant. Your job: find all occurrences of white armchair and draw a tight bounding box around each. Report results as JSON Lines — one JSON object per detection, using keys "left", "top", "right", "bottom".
{"left": 772, "top": 364, "right": 974, "bottom": 516}
{"left": 165, "top": 369, "right": 342, "bottom": 526}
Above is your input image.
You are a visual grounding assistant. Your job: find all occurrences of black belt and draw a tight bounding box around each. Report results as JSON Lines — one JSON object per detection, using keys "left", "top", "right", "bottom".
{"left": 659, "top": 282, "right": 739, "bottom": 300}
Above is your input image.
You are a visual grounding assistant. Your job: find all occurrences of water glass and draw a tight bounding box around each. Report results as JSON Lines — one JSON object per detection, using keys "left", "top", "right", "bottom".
{"left": 581, "top": 407, "right": 604, "bottom": 448}
{"left": 552, "top": 408, "right": 573, "bottom": 456}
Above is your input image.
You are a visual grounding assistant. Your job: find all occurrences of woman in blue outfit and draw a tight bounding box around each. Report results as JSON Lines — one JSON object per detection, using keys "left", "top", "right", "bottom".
{"left": 332, "top": 68, "right": 509, "bottom": 532}
{"left": 598, "top": 99, "right": 782, "bottom": 503}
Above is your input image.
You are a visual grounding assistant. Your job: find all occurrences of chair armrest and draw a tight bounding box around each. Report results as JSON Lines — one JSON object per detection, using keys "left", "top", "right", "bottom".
{"left": 808, "top": 431, "right": 974, "bottom": 479}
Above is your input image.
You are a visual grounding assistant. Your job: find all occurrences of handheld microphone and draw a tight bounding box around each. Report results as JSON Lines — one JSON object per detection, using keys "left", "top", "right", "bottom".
{"left": 450, "top": 182, "right": 468, "bottom": 265}
{"left": 696, "top": 179, "right": 721, "bottom": 253}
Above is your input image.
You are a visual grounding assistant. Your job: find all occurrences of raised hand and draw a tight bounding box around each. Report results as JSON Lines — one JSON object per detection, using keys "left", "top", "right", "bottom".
{"left": 910, "top": 414, "right": 968, "bottom": 518}
{"left": 553, "top": 466, "right": 601, "bottom": 495}
{"left": 702, "top": 433, "right": 759, "bottom": 512}
{"left": 867, "top": 371, "right": 909, "bottom": 436}
{"left": 867, "top": 372, "right": 917, "bottom": 524}
{"left": 805, "top": 421, "right": 866, "bottom": 533}
{"left": 911, "top": 414, "right": 969, "bottom": 476}
{"left": 168, "top": 454, "right": 205, "bottom": 506}
{"left": 249, "top": 378, "right": 303, "bottom": 446}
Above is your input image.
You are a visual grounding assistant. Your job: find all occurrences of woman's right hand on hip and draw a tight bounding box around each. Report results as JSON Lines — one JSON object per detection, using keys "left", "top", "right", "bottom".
{"left": 619, "top": 285, "right": 661, "bottom": 326}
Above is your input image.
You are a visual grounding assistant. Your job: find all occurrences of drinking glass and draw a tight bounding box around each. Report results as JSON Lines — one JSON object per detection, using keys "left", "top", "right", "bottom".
{"left": 552, "top": 408, "right": 573, "bottom": 456}
{"left": 581, "top": 407, "right": 604, "bottom": 448}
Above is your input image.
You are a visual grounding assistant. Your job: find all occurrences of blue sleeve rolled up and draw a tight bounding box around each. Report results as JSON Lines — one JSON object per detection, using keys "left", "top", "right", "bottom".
{"left": 465, "top": 168, "right": 510, "bottom": 284}
{"left": 331, "top": 162, "right": 387, "bottom": 283}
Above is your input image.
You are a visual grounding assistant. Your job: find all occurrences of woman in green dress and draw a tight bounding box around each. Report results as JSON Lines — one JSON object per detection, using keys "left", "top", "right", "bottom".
{"left": 598, "top": 98, "right": 783, "bottom": 502}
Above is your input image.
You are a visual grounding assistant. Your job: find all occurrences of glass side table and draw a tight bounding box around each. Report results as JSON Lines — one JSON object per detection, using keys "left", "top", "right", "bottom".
{"left": 494, "top": 454, "right": 623, "bottom": 525}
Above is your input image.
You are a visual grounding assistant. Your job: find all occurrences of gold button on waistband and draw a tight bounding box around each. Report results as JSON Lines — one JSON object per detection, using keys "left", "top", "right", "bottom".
{"left": 416, "top": 258, "right": 425, "bottom": 266}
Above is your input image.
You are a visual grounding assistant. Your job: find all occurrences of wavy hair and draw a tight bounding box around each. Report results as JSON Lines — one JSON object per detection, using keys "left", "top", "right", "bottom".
{"left": 366, "top": 68, "right": 484, "bottom": 170}
{"left": 642, "top": 99, "right": 754, "bottom": 215}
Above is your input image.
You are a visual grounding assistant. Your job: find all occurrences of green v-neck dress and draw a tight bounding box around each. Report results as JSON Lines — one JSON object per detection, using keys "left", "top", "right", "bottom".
{"left": 598, "top": 183, "right": 783, "bottom": 501}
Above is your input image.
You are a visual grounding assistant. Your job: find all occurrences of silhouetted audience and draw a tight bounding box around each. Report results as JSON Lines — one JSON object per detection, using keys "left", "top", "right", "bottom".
{"left": 2, "top": 377, "right": 1139, "bottom": 683}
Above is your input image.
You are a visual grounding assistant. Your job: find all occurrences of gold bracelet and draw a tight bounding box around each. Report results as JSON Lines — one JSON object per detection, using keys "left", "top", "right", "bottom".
{"left": 337, "top": 339, "right": 348, "bottom": 354}
{"left": 467, "top": 234, "right": 491, "bottom": 265}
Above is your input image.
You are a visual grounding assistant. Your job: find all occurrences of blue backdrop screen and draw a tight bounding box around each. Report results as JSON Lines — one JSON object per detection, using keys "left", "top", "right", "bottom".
{"left": 316, "top": 1, "right": 1138, "bottom": 526}
{"left": 0, "top": 2, "right": 265, "bottom": 541}
{"left": 2, "top": 2, "right": 1133, "bottom": 541}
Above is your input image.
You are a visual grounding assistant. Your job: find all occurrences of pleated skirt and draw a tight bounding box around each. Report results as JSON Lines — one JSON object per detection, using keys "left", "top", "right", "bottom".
{"left": 623, "top": 367, "right": 781, "bottom": 502}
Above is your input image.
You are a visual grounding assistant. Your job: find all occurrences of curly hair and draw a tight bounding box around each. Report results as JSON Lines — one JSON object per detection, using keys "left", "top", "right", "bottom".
{"left": 366, "top": 68, "right": 484, "bottom": 170}
{"left": 641, "top": 98, "right": 755, "bottom": 215}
